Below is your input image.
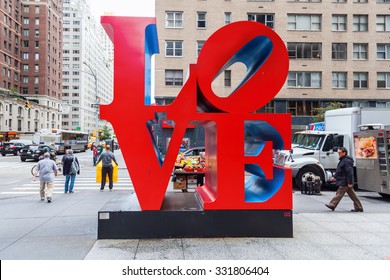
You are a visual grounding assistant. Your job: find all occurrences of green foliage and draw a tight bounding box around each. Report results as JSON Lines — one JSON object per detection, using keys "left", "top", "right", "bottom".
{"left": 101, "top": 125, "right": 111, "bottom": 140}
{"left": 311, "top": 102, "right": 346, "bottom": 122}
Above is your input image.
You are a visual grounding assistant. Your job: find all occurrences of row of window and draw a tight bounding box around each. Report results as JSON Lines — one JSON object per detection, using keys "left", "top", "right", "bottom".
{"left": 164, "top": 40, "right": 390, "bottom": 61}
{"left": 247, "top": 1, "right": 390, "bottom": 2}
{"left": 164, "top": 69, "right": 390, "bottom": 89}
{"left": 166, "top": 11, "right": 390, "bottom": 32}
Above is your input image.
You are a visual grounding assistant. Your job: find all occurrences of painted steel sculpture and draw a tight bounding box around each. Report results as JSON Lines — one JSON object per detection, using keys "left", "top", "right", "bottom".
{"left": 100, "top": 17, "right": 291, "bottom": 213}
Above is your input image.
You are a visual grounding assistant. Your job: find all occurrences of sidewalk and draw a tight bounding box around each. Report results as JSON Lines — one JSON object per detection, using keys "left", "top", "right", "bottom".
{"left": 1, "top": 184, "right": 389, "bottom": 260}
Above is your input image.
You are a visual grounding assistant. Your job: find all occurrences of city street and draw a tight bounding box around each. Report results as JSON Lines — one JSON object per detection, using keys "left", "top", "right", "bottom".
{"left": 0, "top": 150, "right": 390, "bottom": 260}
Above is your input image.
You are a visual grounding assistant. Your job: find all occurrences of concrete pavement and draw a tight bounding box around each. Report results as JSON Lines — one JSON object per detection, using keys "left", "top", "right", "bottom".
{"left": 0, "top": 188, "right": 389, "bottom": 260}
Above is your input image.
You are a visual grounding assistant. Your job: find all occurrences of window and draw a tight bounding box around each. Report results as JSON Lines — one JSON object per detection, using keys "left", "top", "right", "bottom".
{"left": 354, "top": 0, "right": 368, "bottom": 2}
{"left": 197, "top": 40, "right": 205, "bottom": 55}
{"left": 224, "top": 12, "right": 231, "bottom": 25}
{"left": 165, "top": 70, "right": 183, "bottom": 86}
{"left": 377, "top": 72, "right": 390, "bottom": 88}
{"left": 287, "top": 42, "right": 322, "bottom": 59}
{"left": 332, "top": 43, "right": 347, "bottom": 60}
{"left": 34, "top": 53, "right": 39, "bottom": 60}
{"left": 377, "top": 15, "right": 390, "bottom": 31}
{"left": 248, "top": 13, "right": 274, "bottom": 29}
{"left": 377, "top": 44, "right": 390, "bottom": 60}
{"left": 287, "top": 101, "right": 320, "bottom": 116}
{"left": 35, "top": 6, "right": 40, "bottom": 13}
{"left": 224, "top": 70, "right": 231, "bottom": 87}
{"left": 22, "top": 76, "right": 29, "bottom": 83}
{"left": 197, "top": 12, "right": 206, "bottom": 28}
{"left": 353, "top": 43, "right": 368, "bottom": 60}
{"left": 23, "top": 52, "right": 29, "bottom": 59}
{"left": 23, "top": 18, "right": 29, "bottom": 24}
{"left": 287, "top": 72, "right": 322, "bottom": 88}
{"left": 23, "top": 40, "right": 29, "bottom": 47}
{"left": 35, "top": 18, "right": 40, "bottom": 25}
{"left": 353, "top": 72, "right": 368, "bottom": 88}
{"left": 332, "top": 15, "right": 347, "bottom": 31}
{"left": 332, "top": 0, "right": 346, "bottom": 2}
{"left": 332, "top": 72, "right": 347, "bottom": 88}
{"left": 287, "top": 14, "right": 321, "bottom": 31}
{"left": 353, "top": 15, "right": 368, "bottom": 31}
{"left": 165, "top": 41, "right": 183, "bottom": 57}
{"left": 23, "top": 64, "right": 29, "bottom": 71}
{"left": 22, "top": 29, "right": 29, "bottom": 36}
{"left": 35, "top": 29, "right": 40, "bottom": 36}
{"left": 34, "top": 77, "right": 39, "bottom": 84}
{"left": 34, "top": 65, "right": 39, "bottom": 71}
{"left": 165, "top": 12, "right": 183, "bottom": 28}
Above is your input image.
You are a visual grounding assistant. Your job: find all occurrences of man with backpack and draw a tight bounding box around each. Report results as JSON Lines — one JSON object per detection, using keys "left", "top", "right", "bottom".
{"left": 62, "top": 149, "right": 80, "bottom": 193}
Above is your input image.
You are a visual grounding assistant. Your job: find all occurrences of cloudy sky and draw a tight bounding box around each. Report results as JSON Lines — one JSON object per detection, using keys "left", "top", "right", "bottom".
{"left": 89, "top": 0, "right": 155, "bottom": 18}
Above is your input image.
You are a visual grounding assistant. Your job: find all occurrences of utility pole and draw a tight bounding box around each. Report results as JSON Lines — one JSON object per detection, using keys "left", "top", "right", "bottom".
{"left": 83, "top": 61, "right": 99, "bottom": 147}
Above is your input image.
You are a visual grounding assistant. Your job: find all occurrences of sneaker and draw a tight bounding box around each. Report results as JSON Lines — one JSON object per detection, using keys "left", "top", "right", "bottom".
{"left": 351, "top": 209, "right": 363, "bottom": 212}
{"left": 69, "top": 191, "right": 74, "bottom": 193}
{"left": 40, "top": 197, "right": 45, "bottom": 201}
{"left": 325, "top": 204, "right": 335, "bottom": 211}
{"left": 47, "top": 197, "right": 52, "bottom": 203}
{"left": 64, "top": 191, "right": 68, "bottom": 193}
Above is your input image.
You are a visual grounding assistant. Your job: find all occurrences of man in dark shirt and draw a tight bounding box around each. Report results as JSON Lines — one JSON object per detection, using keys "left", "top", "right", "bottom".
{"left": 326, "top": 147, "right": 363, "bottom": 212}
{"left": 96, "top": 145, "right": 118, "bottom": 191}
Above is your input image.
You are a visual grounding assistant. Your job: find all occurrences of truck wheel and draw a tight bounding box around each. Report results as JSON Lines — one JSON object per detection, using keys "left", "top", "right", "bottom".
{"left": 295, "top": 167, "right": 324, "bottom": 188}
{"left": 379, "top": 193, "right": 390, "bottom": 199}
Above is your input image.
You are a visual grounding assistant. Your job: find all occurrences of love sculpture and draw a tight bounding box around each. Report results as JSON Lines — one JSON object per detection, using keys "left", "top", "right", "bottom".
{"left": 98, "top": 17, "right": 292, "bottom": 238}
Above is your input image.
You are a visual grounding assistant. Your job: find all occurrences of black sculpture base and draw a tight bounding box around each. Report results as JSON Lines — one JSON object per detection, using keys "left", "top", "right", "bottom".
{"left": 97, "top": 192, "right": 293, "bottom": 239}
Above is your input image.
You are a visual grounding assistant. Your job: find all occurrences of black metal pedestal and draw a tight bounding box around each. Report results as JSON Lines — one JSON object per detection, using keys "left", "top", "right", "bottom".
{"left": 97, "top": 192, "right": 293, "bottom": 239}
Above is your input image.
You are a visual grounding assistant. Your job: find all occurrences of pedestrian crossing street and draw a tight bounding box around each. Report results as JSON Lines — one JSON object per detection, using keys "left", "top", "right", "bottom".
{"left": 0, "top": 176, "right": 134, "bottom": 195}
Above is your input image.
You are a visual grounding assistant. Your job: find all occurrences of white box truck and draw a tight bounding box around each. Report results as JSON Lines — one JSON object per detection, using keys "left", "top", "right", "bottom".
{"left": 283, "top": 107, "right": 390, "bottom": 188}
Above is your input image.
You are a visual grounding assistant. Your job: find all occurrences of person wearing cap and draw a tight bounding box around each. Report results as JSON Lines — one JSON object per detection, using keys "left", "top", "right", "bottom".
{"left": 36, "top": 152, "right": 58, "bottom": 203}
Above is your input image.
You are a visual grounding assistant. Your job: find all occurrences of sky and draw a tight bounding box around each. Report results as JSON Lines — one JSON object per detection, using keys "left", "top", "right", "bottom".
{"left": 89, "top": 0, "right": 155, "bottom": 18}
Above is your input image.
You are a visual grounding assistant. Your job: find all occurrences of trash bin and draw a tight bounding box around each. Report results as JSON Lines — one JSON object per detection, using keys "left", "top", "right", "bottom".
{"left": 96, "top": 160, "right": 118, "bottom": 183}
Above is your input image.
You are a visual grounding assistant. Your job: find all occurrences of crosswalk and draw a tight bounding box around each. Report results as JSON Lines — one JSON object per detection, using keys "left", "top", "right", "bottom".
{"left": 0, "top": 161, "right": 35, "bottom": 171}
{"left": 0, "top": 176, "right": 134, "bottom": 195}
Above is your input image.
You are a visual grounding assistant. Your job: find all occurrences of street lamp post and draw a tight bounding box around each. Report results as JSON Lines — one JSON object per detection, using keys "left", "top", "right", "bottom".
{"left": 83, "top": 61, "right": 99, "bottom": 147}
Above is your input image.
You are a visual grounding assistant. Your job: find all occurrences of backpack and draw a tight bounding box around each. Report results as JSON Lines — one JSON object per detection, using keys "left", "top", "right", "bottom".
{"left": 69, "top": 156, "right": 79, "bottom": 175}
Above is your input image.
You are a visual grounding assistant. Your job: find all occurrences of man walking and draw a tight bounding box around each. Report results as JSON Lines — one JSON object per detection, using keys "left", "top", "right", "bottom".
{"left": 97, "top": 145, "right": 118, "bottom": 191}
{"left": 326, "top": 147, "right": 364, "bottom": 212}
{"left": 36, "top": 152, "right": 58, "bottom": 203}
{"left": 62, "top": 149, "right": 80, "bottom": 193}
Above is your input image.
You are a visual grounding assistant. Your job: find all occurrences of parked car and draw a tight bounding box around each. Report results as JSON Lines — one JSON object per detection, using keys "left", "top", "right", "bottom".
{"left": 0, "top": 142, "right": 26, "bottom": 156}
{"left": 182, "top": 146, "right": 205, "bottom": 157}
{"left": 19, "top": 144, "right": 56, "bottom": 162}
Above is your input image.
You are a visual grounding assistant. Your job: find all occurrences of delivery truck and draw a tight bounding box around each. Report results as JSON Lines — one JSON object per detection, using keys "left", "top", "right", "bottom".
{"left": 353, "top": 125, "right": 390, "bottom": 198}
{"left": 283, "top": 107, "right": 390, "bottom": 190}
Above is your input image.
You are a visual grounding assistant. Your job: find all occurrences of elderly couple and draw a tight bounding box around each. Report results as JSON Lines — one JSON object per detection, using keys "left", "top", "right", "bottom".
{"left": 36, "top": 145, "right": 118, "bottom": 203}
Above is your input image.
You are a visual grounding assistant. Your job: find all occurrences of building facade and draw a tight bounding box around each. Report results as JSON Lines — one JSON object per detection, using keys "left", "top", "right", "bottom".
{"left": 155, "top": 0, "right": 390, "bottom": 131}
{"left": 61, "top": 0, "right": 113, "bottom": 133}
{"left": 1, "top": 0, "right": 63, "bottom": 137}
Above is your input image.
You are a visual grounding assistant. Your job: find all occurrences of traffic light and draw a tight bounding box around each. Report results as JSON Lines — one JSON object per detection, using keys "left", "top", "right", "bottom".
{"left": 24, "top": 101, "right": 30, "bottom": 110}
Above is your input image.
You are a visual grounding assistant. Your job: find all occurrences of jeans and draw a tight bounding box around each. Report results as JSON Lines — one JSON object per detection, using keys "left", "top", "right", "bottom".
{"left": 65, "top": 174, "right": 76, "bottom": 193}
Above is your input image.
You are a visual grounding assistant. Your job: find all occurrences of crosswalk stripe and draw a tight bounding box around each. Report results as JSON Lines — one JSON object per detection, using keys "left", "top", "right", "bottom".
{"left": 1, "top": 189, "right": 133, "bottom": 194}
{"left": 18, "top": 183, "right": 133, "bottom": 187}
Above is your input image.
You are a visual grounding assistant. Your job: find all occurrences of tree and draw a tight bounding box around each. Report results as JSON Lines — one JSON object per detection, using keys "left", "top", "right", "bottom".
{"left": 101, "top": 125, "right": 112, "bottom": 140}
{"left": 311, "top": 102, "right": 345, "bottom": 123}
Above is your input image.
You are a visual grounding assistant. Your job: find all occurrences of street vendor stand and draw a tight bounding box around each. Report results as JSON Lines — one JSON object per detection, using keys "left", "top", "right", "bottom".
{"left": 173, "top": 170, "right": 205, "bottom": 192}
